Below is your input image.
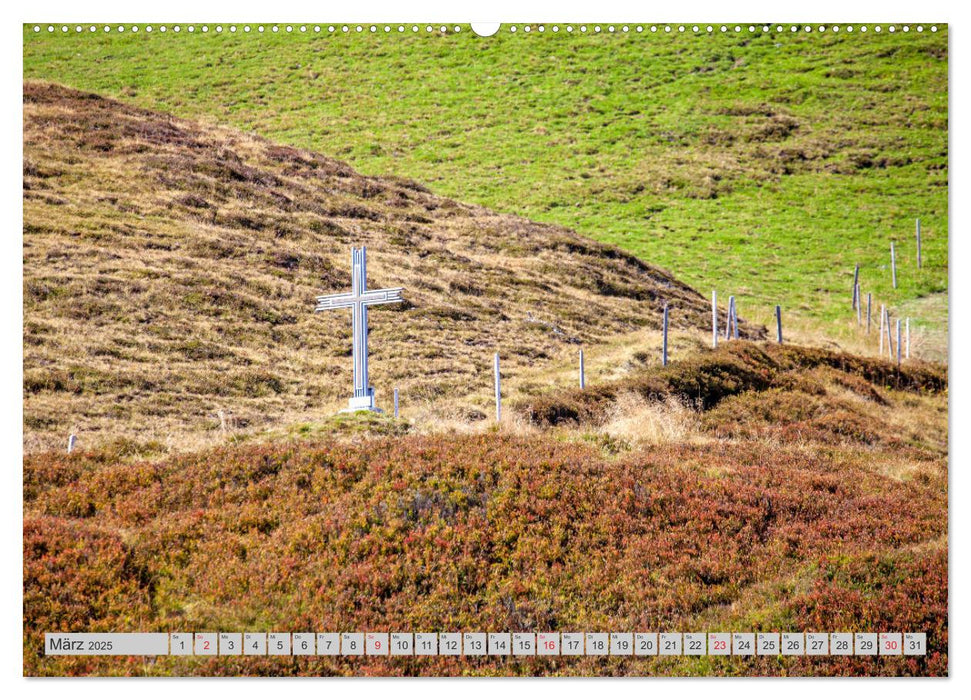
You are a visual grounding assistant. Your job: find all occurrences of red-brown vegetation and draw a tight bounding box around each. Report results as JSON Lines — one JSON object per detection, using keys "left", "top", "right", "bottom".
{"left": 25, "top": 402, "right": 947, "bottom": 675}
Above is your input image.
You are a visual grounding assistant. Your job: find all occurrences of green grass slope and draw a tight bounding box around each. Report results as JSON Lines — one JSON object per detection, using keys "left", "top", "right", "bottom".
{"left": 23, "top": 25, "right": 949, "bottom": 350}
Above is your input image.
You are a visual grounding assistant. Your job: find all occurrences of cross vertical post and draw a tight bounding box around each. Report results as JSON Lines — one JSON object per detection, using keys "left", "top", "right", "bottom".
{"left": 351, "top": 246, "right": 366, "bottom": 399}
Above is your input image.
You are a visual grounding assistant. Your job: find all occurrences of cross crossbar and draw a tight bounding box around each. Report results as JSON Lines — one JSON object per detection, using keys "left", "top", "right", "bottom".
{"left": 314, "top": 287, "right": 404, "bottom": 311}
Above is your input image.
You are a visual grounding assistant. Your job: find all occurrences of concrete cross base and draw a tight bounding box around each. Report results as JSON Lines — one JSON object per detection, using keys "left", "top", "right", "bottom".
{"left": 340, "top": 405, "right": 385, "bottom": 414}
{"left": 340, "top": 391, "right": 384, "bottom": 414}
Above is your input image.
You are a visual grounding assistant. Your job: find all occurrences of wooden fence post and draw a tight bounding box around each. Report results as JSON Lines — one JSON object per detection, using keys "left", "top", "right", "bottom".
{"left": 662, "top": 303, "right": 669, "bottom": 367}
{"left": 885, "top": 309, "right": 894, "bottom": 360}
{"left": 896, "top": 319, "right": 902, "bottom": 367}
{"left": 711, "top": 291, "right": 718, "bottom": 349}
{"left": 579, "top": 349, "right": 585, "bottom": 389}
{"left": 879, "top": 304, "right": 885, "bottom": 354}
{"left": 494, "top": 353, "right": 501, "bottom": 423}
{"left": 906, "top": 318, "right": 911, "bottom": 360}
{"left": 393, "top": 388, "right": 399, "bottom": 418}
{"left": 891, "top": 241, "right": 898, "bottom": 289}
{"left": 775, "top": 305, "right": 783, "bottom": 343}
{"left": 852, "top": 264, "right": 860, "bottom": 309}
{"left": 67, "top": 434, "right": 76, "bottom": 454}
{"left": 725, "top": 296, "right": 734, "bottom": 340}
{"left": 866, "top": 293, "right": 872, "bottom": 334}
{"left": 916, "top": 218, "right": 922, "bottom": 269}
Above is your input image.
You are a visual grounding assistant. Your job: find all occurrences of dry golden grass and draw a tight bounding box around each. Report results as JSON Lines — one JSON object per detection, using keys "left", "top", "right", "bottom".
{"left": 599, "top": 393, "right": 703, "bottom": 447}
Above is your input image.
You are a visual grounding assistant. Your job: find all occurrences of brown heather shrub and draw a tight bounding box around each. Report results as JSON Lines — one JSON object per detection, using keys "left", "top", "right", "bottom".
{"left": 24, "top": 431, "right": 946, "bottom": 676}
{"left": 519, "top": 342, "right": 946, "bottom": 429}
{"left": 702, "top": 389, "right": 902, "bottom": 448}
{"left": 23, "top": 516, "right": 158, "bottom": 674}
{"left": 787, "top": 548, "right": 947, "bottom": 676}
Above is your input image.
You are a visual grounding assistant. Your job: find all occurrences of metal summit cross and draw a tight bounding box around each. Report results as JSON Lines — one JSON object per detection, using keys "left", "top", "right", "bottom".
{"left": 315, "top": 246, "right": 404, "bottom": 412}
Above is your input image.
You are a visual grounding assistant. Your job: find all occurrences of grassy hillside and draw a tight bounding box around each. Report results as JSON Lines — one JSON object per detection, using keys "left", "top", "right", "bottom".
{"left": 24, "top": 342, "right": 948, "bottom": 676}
{"left": 24, "top": 82, "right": 752, "bottom": 452}
{"left": 23, "top": 25, "right": 949, "bottom": 348}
